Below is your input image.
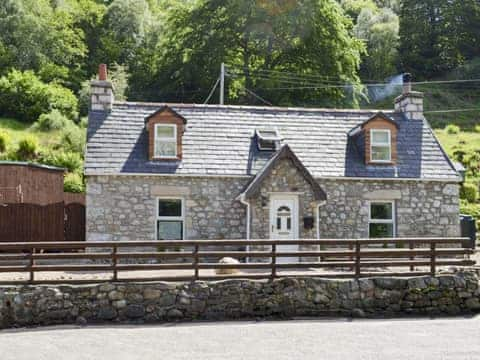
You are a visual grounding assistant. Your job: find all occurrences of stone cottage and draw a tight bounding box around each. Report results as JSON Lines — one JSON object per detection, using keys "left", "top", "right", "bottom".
{"left": 85, "top": 66, "right": 461, "bottom": 255}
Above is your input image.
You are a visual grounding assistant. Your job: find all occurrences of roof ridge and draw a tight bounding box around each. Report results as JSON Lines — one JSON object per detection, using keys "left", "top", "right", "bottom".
{"left": 113, "top": 101, "right": 393, "bottom": 114}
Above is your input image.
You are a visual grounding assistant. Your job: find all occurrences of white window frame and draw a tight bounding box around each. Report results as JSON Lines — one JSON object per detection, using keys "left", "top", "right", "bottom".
{"left": 370, "top": 129, "right": 391, "bottom": 163}
{"left": 155, "top": 197, "right": 185, "bottom": 240}
{"left": 154, "top": 124, "right": 177, "bottom": 159}
{"left": 368, "top": 200, "right": 396, "bottom": 238}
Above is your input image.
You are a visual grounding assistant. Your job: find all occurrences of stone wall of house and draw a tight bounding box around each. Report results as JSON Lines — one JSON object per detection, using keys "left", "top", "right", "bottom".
{"left": 1, "top": 273, "right": 479, "bottom": 328}
{"left": 316, "top": 179, "right": 460, "bottom": 238}
{"left": 250, "top": 158, "right": 318, "bottom": 240}
{"left": 248, "top": 156, "right": 459, "bottom": 240}
{"left": 87, "top": 173, "right": 460, "bottom": 242}
{"left": 86, "top": 175, "right": 248, "bottom": 241}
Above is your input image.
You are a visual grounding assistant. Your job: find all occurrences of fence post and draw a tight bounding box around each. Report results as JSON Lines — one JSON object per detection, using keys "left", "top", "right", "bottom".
{"left": 430, "top": 241, "right": 436, "bottom": 276}
{"left": 355, "top": 241, "right": 361, "bottom": 278}
{"left": 193, "top": 244, "right": 199, "bottom": 281}
{"left": 271, "top": 244, "right": 277, "bottom": 280}
{"left": 409, "top": 241, "right": 414, "bottom": 272}
{"left": 29, "top": 247, "right": 35, "bottom": 284}
{"left": 112, "top": 244, "right": 118, "bottom": 282}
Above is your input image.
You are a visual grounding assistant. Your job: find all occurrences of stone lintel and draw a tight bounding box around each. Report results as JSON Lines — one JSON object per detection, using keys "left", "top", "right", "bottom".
{"left": 151, "top": 185, "right": 191, "bottom": 196}
{"left": 363, "top": 189, "right": 402, "bottom": 200}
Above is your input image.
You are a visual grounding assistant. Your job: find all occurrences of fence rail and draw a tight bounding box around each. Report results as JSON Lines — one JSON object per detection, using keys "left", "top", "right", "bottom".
{"left": 0, "top": 237, "right": 475, "bottom": 284}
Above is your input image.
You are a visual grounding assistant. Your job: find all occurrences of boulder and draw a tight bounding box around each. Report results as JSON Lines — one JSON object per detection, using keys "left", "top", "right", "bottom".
{"left": 215, "top": 257, "right": 240, "bottom": 275}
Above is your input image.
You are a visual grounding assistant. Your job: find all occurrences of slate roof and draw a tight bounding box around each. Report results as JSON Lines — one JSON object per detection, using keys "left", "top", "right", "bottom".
{"left": 85, "top": 102, "right": 460, "bottom": 181}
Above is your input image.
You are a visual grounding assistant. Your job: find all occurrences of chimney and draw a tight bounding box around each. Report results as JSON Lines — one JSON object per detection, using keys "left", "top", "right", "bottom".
{"left": 90, "top": 64, "right": 114, "bottom": 112}
{"left": 394, "top": 73, "right": 423, "bottom": 120}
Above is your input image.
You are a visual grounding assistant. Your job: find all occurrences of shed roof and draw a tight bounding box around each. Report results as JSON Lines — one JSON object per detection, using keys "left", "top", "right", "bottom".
{"left": 0, "top": 161, "right": 65, "bottom": 172}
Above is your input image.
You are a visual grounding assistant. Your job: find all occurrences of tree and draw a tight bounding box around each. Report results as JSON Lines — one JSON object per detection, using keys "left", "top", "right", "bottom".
{"left": 354, "top": 7, "right": 399, "bottom": 80}
{"left": 0, "top": 0, "right": 87, "bottom": 89}
{"left": 96, "top": 0, "right": 152, "bottom": 66}
{"left": 399, "top": 0, "right": 462, "bottom": 79}
{"left": 128, "top": 0, "right": 364, "bottom": 107}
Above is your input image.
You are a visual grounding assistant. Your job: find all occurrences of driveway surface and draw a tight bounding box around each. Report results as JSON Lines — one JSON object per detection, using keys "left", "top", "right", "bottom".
{"left": 0, "top": 317, "right": 479, "bottom": 360}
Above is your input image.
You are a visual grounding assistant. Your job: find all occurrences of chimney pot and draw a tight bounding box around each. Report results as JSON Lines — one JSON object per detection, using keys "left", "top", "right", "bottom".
{"left": 394, "top": 72, "right": 423, "bottom": 119}
{"left": 402, "top": 73, "right": 412, "bottom": 94}
{"left": 99, "top": 64, "right": 108, "bottom": 81}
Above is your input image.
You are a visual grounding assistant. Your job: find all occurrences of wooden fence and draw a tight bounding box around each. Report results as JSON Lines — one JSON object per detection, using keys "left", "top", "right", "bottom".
{"left": 0, "top": 202, "right": 85, "bottom": 243}
{"left": 0, "top": 238, "right": 475, "bottom": 285}
{"left": 0, "top": 202, "right": 65, "bottom": 242}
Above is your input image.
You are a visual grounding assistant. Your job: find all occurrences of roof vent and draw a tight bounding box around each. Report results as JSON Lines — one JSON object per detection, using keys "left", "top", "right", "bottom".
{"left": 256, "top": 128, "right": 282, "bottom": 151}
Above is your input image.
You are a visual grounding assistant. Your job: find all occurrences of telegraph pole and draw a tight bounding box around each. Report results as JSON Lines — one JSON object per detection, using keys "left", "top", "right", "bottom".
{"left": 219, "top": 62, "right": 225, "bottom": 105}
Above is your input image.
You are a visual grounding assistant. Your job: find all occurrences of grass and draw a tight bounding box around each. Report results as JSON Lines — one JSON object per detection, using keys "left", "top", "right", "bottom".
{"left": 0, "top": 117, "right": 63, "bottom": 149}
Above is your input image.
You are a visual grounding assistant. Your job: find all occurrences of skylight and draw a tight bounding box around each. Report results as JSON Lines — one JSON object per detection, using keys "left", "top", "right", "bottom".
{"left": 256, "top": 128, "right": 282, "bottom": 151}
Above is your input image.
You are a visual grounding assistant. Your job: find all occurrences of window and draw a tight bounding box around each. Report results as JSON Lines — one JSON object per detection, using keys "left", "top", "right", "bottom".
{"left": 154, "top": 124, "right": 177, "bottom": 158}
{"left": 276, "top": 205, "right": 292, "bottom": 232}
{"left": 369, "top": 201, "right": 395, "bottom": 238}
{"left": 156, "top": 198, "right": 184, "bottom": 240}
{"left": 256, "top": 128, "right": 282, "bottom": 151}
{"left": 370, "top": 129, "right": 391, "bottom": 162}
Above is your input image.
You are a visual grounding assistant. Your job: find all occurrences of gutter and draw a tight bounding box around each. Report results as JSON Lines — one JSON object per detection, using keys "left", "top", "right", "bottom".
{"left": 238, "top": 194, "right": 250, "bottom": 241}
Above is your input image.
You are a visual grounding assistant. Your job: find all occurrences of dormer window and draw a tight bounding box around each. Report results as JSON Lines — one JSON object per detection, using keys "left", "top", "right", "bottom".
{"left": 154, "top": 124, "right": 177, "bottom": 158}
{"left": 145, "top": 106, "right": 187, "bottom": 161}
{"left": 256, "top": 128, "right": 282, "bottom": 151}
{"left": 370, "top": 129, "right": 391, "bottom": 163}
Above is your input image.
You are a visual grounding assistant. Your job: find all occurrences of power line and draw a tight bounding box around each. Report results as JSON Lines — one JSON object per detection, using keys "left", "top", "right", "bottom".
{"left": 226, "top": 66, "right": 480, "bottom": 89}
{"left": 424, "top": 108, "right": 480, "bottom": 114}
{"left": 203, "top": 77, "right": 220, "bottom": 104}
{"left": 225, "top": 74, "right": 272, "bottom": 105}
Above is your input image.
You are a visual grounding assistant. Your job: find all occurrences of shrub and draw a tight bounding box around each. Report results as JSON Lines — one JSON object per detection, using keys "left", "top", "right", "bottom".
{"left": 460, "top": 182, "right": 479, "bottom": 203}
{"left": 39, "top": 150, "right": 83, "bottom": 173}
{"left": 35, "top": 110, "right": 71, "bottom": 131}
{"left": 0, "top": 131, "right": 10, "bottom": 153}
{"left": 445, "top": 124, "right": 460, "bottom": 134}
{"left": 79, "top": 117, "right": 88, "bottom": 128}
{"left": 0, "top": 70, "right": 78, "bottom": 122}
{"left": 475, "top": 124, "right": 480, "bottom": 133}
{"left": 64, "top": 172, "right": 84, "bottom": 193}
{"left": 60, "top": 124, "right": 86, "bottom": 153}
{"left": 16, "top": 136, "right": 38, "bottom": 160}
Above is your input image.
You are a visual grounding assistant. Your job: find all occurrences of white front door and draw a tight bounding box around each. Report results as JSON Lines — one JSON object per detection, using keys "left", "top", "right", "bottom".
{"left": 270, "top": 195, "right": 299, "bottom": 263}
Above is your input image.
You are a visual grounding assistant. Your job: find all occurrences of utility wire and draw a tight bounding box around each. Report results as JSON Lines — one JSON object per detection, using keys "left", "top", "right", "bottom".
{"left": 227, "top": 65, "right": 480, "bottom": 89}
{"left": 225, "top": 73, "right": 272, "bottom": 105}
{"left": 424, "top": 108, "right": 480, "bottom": 114}
{"left": 203, "top": 77, "right": 220, "bottom": 104}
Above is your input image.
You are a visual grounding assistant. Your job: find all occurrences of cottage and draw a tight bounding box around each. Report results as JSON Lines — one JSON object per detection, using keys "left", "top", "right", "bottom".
{"left": 85, "top": 67, "right": 461, "bottom": 250}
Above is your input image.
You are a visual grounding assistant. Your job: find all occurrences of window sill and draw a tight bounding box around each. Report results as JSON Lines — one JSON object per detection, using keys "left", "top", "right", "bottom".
{"left": 151, "top": 157, "right": 181, "bottom": 161}
{"left": 368, "top": 161, "right": 394, "bottom": 166}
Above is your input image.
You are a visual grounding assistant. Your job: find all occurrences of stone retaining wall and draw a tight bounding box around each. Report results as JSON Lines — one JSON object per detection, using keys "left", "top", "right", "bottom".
{"left": 1, "top": 273, "right": 480, "bottom": 328}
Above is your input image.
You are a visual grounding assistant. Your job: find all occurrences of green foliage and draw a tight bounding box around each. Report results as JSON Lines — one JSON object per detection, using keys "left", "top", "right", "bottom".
{"left": 475, "top": 125, "right": 480, "bottom": 133}
{"left": 460, "top": 183, "right": 479, "bottom": 203}
{"left": 399, "top": 0, "right": 480, "bottom": 79}
{"left": 0, "top": 131, "right": 10, "bottom": 153}
{"left": 16, "top": 136, "right": 38, "bottom": 160}
{"left": 35, "top": 110, "right": 71, "bottom": 131}
{"left": 354, "top": 7, "right": 399, "bottom": 80}
{"left": 0, "top": 70, "right": 78, "bottom": 122}
{"left": 0, "top": 0, "right": 87, "bottom": 87}
{"left": 128, "top": 0, "right": 364, "bottom": 107}
{"left": 64, "top": 172, "right": 85, "bottom": 193}
{"left": 460, "top": 200, "right": 480, "bottom": 229}
{"left": 95, "top": 0, "right": 152, "bottom": 66}
{"left": 60, "top": 124, "right": 86, "bottom": 154}
{"left": 445, "top": 124, "right": 460, "bottom": 134}
{"left": 39, "top": 150, "right": 83, "bottom": 173}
